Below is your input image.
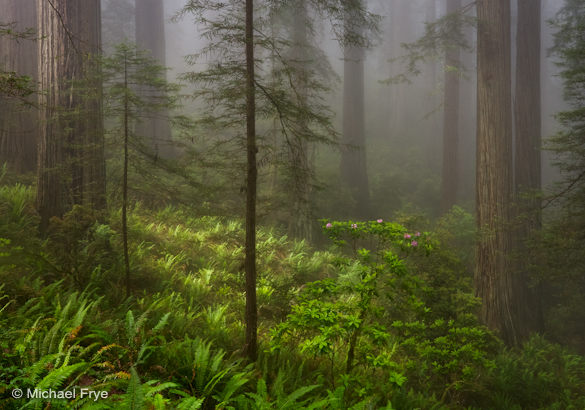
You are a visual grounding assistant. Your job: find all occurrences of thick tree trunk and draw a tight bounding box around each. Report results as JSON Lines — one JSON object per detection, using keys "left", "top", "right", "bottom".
{"left": 441, "top": 0, "right": 461, "bottom": 213}
{"left": 36, "top": 0, "right": 104, "bottom": 230}
{"left": 0, "top": 0, "right": 37, "bottom": 173}
{"left": 244, "top": 0, "right": 258, "bottom": 362}
{"left": 82, "top": 1, "right": 106, "bottom": 212}
{"left": 135, "top": 0, "right": 173, "bottom": 158}
{"left": 475, "top": 0, "right": 517, "bottom": 345}
{"left": 341, "top": 2, "right": 370, "bottom": 220}
{"left": 513, "top": 0, "right": 544, "bottom": 335}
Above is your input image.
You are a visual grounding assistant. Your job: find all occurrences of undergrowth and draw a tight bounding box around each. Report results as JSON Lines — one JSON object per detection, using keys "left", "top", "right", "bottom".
{"left": 1, "top": 182, "right": 584, "bottom": 409}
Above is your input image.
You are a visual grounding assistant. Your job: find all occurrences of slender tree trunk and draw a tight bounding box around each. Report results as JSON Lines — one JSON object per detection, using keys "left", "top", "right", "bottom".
{"left": 424, "top": 0, "right": 440, "bottom": 172}
{"left": 0, "top": 0, "right": 37, "bottom": 174}
{"left": 513, "top": 0, "right": 544, "bottom": 335}
{"left": 244, "top": 0, "right": 258, "bottom": 362}
{"left": 475, "top": 0, "right": 518, "bottom": 345}
{"left": 36, "top": 0, "right": 104, "bottom": 231}
{"left": 135, "top": 0, "right": 173, "bottom": 159}
{"left": 341, "top": 2, "right": 370, "bottom": 220}
{"left": 123, "top": 52, "right": 131, "bottom": 299}
{"left": 458, "top": 11, "right": 477, "bottom": 206}
{"left": 441, "top": 0, "right": 462, "bottom": 213}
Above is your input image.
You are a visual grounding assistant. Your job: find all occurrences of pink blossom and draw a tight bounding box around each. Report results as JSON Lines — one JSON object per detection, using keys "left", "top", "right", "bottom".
{"left": 404, "top": 233, "right": 411, "bottom": 239}
{"left": 351, "top": 223, "right": 358, "bottom": 229}
{"left": 415, "top": 231, "right": 421, "bottom": 237}
{"left": 411, "top": 240, "right": 418, "bottom": 247}
{"left": 326, "top": 223, "right": 333, "bottom": 228}
{"left": 377, "top": 219, "right": 383, "bottom": 223}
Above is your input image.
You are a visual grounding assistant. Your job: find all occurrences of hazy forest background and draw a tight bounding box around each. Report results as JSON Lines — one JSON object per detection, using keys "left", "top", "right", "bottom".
{"left": 1, "top": 0, "right": 585, "bottom": 408}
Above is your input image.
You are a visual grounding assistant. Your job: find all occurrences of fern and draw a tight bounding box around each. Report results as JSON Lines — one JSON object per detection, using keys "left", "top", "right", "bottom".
{"left": 121, "top": 366, "right": 145, "bottom": 410}
{"left": 176, "top": 396, "right": 204, "bottom": 409}
{"left": 36, "top": 362, "right": 87, "bottom": 391}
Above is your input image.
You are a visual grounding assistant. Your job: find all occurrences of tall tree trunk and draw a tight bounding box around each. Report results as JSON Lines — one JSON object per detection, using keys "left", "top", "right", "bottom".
{"left": 475, "top": 0, "right": 517, "bottom": 345}
{"left": 82, "top": 0, "right": 106, "bottom": 212}
{"left": 36, "top": 0, "right": 104, "bottom": 230}
{"left": 288, "top": 0, "right": 313, "bottom": 241}
{"left": 341, "top": 2, "right": 370, "bottom": 220}
{"left": 424, "top": 0, "right": 440, "bottom": 172}
{"left": 123, "top": 51, "right": 131, "bottom": 299}
{"left": 458, "top": 10, "right": 477, "bottom": 205}
{"left": 0, "top": 0, "right": 37, "bottom": 173}
{"left": 135, "top": 0, "right": 173, "bottom": 159}
{"left": 441, "top": 0, "right": 462, "bottom": 213}
{"left": 513, "top": 0, "right": 544, "bottom": 335}
{"left": 244, "top": 0, "right": 258, "bottom": 362}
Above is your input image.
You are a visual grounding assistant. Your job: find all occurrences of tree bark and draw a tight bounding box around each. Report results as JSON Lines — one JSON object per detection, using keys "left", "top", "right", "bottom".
{"left": 0, "top": 0, "right": 37, "bottom": 173}
{"left": 441, "top": 0, "right": 461, "bottom": 213}
{"left": 475, "top": 0, "right": 517, "bottom": 345}
{"left": 123, "top": 51, "right": 131, "bottom": 299}
{"left": 288, "top": 0, "right": 313, "bottom": 241}
{"left": 36, "top": 0, "right": 105, "bottom": 230}
{"left": 341, "top": 1, "right": 371, "bottom": 220}
{"left": 513, "top": 0, "right": 544, "bottom": 335}
{"left": 244, "top": 0, "right": 258, "bottom": 362}
{"left": 135, "top": 0, "right": 174, "bottom": 159}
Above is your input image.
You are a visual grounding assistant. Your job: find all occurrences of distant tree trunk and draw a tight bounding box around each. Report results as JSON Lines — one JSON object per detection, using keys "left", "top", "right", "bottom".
{"left": 123, "top": 51, "right": 131, "bottom": 299}
{"left": 441, "top": 0, "right": 461, "bottom": 213}
{"left": 388, "top": 1, "right": 413, "bottom": 139}
{"left": 135, "top": 0, "right": 173, "bottom": 158}
{"left": 513, "top": 0, "right": 544, "bottom": 334}
{"left": 36, "top": 0, "right": 104, "bottom": 230}
{"left": 288, "top": 0, "right": 313, "bottom": 241}
{"left": 424, "top": 0, "right": 441, "bottom": 174}
{"left": 244, "top": 0, "right": 258, "bottom": 362}
{"left": 341, "top": 2, "right": 371, "bottom": 220}
{"left": 0, "top": 0, "right": 37, "bottom": 173}
{"left": 458, "top": 11, "right": 477, "bottom": 205}
{"left": 475, "top": 0, "right": 518, "bottom": 345}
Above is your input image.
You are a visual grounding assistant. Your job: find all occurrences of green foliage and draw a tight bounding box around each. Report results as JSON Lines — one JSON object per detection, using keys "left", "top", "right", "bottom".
{"left": 534, "top": 0, "right": 585, "bottom": 354}
{"left": 383, "top": 3, "right": 476, "bottom": 84}
{"left": 159, "top": 337, "right": 250, "bottom": 409}
{"left": 272, "top": 219, "right": 497, "bottom": 407}
{"left": 1, "top": 190, "right": 585, "bottom": 408}
{"left": 482, "top": 336, "right": 585, "bottom": 409}
{"left": 0, "top": 23, "right": 37, "bottom": 99}
{"left": 549, "top": 0, "right": 585, "bottom": 215}
{"left": 45, "top": 206, "right": 114, "bottom": 290}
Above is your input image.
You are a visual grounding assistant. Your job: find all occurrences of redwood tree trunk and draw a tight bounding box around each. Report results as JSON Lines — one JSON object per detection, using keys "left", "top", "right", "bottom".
{"left": 36, "top": 0, "right": 104, "bottom": 230}
{"left": 135, "top": 0, "right": 173, "bottom": 158}
{"left": 513, "top": 0, "right": 544, "bottom": 335}
{"left": 475, "top": 0, "right": 517, "bottom": 345}
{"left": 0, "top": 0, "right": 37, "bottom": 173}
{"left": 288, "top": 0, "right": 313, "bottom": 241}
{"left": 341, "top": 2, "right": 370, "bottom": 220}
{"left": 244, "top": 0, "right": 258, "bottom": 362}
{"left": 441, "top": 0, "right": 461, "bottom": 214}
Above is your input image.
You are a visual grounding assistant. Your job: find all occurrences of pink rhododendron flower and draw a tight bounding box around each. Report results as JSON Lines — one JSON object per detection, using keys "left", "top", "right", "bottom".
{"left": 411, "top": 240, "right": 418, "bottom": 247}
{"left": 415, "top": 231, "right": 421, "bottom": 237}
{"left": 326, "top": 223, "right": 333, "bottom": 228}
{"left": 351, "top": 223, "right": 358, "bottom": 229}
{"left": 377, "top": 219, "right": 383, "bottom": 223}
{"left": 404, "top": 233, "right": 411, "bottom": 239}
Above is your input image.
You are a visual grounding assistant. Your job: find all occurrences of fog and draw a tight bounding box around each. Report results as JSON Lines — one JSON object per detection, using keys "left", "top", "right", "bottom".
{"left": 2, "top": 1, "right": 584, "bottom": 407}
